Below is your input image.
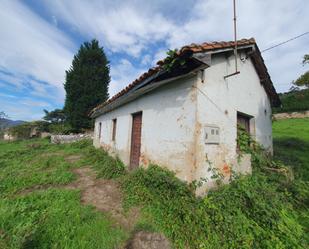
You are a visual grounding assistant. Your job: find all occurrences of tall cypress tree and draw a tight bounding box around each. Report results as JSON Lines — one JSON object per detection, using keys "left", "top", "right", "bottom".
{"left": 64, "top": 39, "right": 110, "bottom": 131}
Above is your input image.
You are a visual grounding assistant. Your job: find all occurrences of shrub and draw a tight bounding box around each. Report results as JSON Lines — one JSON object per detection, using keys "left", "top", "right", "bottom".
{"left": 121, "top": 164, "right": 307, "bottom": 249}
{"left": 48, "top": 123, "right": 73, "bottom": 135}
{"left": 272, "top": 88, "right": 309, "bottom": 113}
{"left": 83, "top": 147, "right": 126, "bottom": 179}
{"left": 9, "top": 123, "right": 33, "bottom": 139}
{"left": 7, "top": 121, "right": 50, "bottom": 139}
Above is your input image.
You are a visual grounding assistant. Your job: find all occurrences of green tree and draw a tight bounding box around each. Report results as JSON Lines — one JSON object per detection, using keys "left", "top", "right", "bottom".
{"left": 43, "top": 109, "right": 66, "bottom": 123}
{"left": 294, "top": 54, "right": 309, "bottom": 88}
{"left": 64, "top": 39, "right": 110, "bottom": 131}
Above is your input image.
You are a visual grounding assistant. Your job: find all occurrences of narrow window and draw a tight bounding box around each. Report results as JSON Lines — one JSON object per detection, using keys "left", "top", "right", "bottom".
{"left": 112, "top": 119, "right": 117, "bottom": 141}
{"left": 98, "top": 122, "right": 102, "bottom": 139}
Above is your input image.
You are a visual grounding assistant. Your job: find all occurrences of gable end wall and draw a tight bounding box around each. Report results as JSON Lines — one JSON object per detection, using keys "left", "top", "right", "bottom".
{"left": 194, "top": 51, "right": 273, "bottom": 192}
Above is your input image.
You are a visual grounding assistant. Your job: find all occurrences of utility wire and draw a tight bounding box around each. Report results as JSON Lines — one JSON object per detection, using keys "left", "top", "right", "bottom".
{"left": 192, "top": 85, "right": 239, "bottom": 130}
{"left": 261, "top": 31, "right": 309, "bottom": 53}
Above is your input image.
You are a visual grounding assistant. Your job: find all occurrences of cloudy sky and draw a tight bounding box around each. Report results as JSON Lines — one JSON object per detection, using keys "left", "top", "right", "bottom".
{"left": 0, "top": 0, "right": 308, "bottom": 121}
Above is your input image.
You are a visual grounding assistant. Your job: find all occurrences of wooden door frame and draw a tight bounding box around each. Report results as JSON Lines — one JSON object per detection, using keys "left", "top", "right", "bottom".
{"left": 129, "top": 111, "right": 143, "bottom": 170}
{"left": 237, "top": 112, "right": 252, "bottom": 133}
{"left": 236, "top": 111, "right": 253, "bottom": 153}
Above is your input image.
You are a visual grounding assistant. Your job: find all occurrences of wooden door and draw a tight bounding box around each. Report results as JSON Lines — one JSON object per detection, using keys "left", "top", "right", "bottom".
{"left": 130, "top": 112, "right": 142, "bottom": 169}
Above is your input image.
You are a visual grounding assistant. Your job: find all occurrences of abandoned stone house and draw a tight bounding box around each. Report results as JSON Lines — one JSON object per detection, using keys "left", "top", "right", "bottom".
{"left": 90, "top": 38, "right": 280, "bottom": 193}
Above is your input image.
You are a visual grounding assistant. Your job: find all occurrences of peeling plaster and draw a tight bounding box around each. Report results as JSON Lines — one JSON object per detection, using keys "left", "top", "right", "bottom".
{"left": 93, "top": 52, "right": 273, "bottom": 195}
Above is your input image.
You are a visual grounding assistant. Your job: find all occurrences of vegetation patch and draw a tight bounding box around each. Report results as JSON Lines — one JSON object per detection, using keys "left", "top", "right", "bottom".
{"left": 0, "top": 139, "right": 130, "bottom": 248}
{"left": 120, "top": 123, "right": 308, "bottom": 248}
{"left": 273, "top": 89, "right": 309, "bottom": 113}
{"left": 121, "top": 164, "right": 307, "bottom": 248}
{"left": 0, "top": 190, "right": 127, "bottom": 249}
{"left": 81, "top": 146, "right": 126, "bottom": 179}
{"left": 0, "top": 118, "right": 308, "bottom": 248}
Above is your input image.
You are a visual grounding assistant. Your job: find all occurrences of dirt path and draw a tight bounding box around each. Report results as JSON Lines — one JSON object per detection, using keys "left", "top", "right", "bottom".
{"left": 66, "top": 167, "right": 171, "bottom": 249}
{"left": 20, "top": 154, "right": 171, "bottom": 249}
{"left": 65, "top": 167, "right": 140, "bottom": 230}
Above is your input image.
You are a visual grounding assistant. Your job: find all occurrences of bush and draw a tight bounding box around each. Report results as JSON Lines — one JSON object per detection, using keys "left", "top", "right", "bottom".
{"left": 48, "top": 123, "right": 73, "bottom": 135}
{"left": 273, "top": 89, "right": 309, "bottom": 113}
{"left": 9, "top": 123, "right": 33, "bottom": 139}
{"left": 83, "top": 147, "right": 126, "bottom": 179}
{"left": 121, "top": 164, "right": 307, "bottom": 249}
{"left": 7, "top": 121, "right": 50, "bottom": 139}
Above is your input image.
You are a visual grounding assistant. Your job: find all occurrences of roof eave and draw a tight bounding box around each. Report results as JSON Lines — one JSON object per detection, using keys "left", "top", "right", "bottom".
{"left": 90, "top": 67, "right": 206, "bottom": 118}
{"left": 205, "top": 44, "right": 281, "bottom": 107}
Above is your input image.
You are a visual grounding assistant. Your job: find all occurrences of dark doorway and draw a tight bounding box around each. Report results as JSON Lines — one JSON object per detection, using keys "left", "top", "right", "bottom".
{"left": 98, "top": 122, "right": 102, "bottom": 139}
{"left": 130, "top": 112, "right": 142, "bottom": 169}
{"left": 237, "top": 112, "right": 250, "bottom": 134}
{"left": 112, "top": 119, "right": 117, "bottom": 141}
{"left": 237, "top": 112, "right": 252, "bottom": 152}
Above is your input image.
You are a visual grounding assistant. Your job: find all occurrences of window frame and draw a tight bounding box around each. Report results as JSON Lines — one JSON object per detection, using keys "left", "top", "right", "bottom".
{"left": 98, "top": 122, "right": 102, "bottom": 140}
{"left": 112, "top": 118, "right": 117, "bottom": 141}
{"left": 236, "top": 111, "right": 253, "bottom": 153}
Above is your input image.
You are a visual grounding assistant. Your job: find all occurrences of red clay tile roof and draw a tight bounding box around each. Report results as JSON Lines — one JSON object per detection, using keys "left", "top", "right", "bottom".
{"left": 90, "top": 38, "right": 279, "bottom": 116}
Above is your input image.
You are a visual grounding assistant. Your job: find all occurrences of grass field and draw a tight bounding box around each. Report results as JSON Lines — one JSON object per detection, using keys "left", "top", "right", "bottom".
{"left": 273, "top": 118, "right": 309, "bottom": 181}
{"left": 0, "top": 140, "right": 128, "bottom": 249}
{"left": 0, "top": 118, "right": 308, "bottom": 248}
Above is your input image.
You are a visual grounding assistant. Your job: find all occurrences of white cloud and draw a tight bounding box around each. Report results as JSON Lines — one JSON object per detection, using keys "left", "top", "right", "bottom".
{"left": 20, "top": 99, "right": 51, "bottom": 108}
{"left": 41, "top": 0, "right": 176, "bottom": 57}
{"left": 0, "top": 70, "right": 64, "bottom": 104}
{"left": 0, "top": 0, "right": 74, "bottom": 94}
{"left": 41, "top": 0, "right": 309, "bottom": 93}
{"left": 110, "top": 59, "right": 147, "bottom": 96}
{"left": 0, "top": 93, "right": 16, "bottom": 99}
{"left": 152, "top": 49, "right": 168, "bottom": 66}
{"left": 2, "top": 105, "right": 44, "bottom": 121}
{"left": 141, "top": 54, "right": 152, "bottom": 66}
{"left": 52, "top": 15, "right": 58, "bottom": 26}
{"left": 0, "top": 71, "right": 25, "bottom": 89}
{"left": 0, "top": 97, "right": 50, "bottom": 121}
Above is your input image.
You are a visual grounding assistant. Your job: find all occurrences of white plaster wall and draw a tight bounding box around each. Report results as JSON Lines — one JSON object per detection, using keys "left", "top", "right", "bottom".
{"left": 93, "top": 51, "right": 274, "bottom": 190}
{"left": 194, "top": 52, "right": 273, "bottom": 190}
{"left": 94, "top": 75, "right": 198, "bottom": 182}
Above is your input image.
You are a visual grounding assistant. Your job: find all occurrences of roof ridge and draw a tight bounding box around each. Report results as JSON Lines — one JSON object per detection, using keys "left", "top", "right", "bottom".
{"left": 90, "top": 38, "right": 256, "bottom": 116}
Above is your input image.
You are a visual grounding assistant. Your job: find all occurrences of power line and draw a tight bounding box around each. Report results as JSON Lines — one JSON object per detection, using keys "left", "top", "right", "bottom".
{"left": 261, "top": 31, "right": 309, "bottom": 53}
{"left": 192, "top": 85, "right": 238, "bottom": 129}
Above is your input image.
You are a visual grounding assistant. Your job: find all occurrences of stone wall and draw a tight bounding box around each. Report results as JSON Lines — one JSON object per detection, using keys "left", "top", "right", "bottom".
{"left": 51, "top": 133, "right": 93, "bottom": 144}
{"left": 3, "top": 133, "right": 17, "bottom": 141}
{"left": 41, "top": 132, "right": 51, "bottom": 138}
{"left": 273, "top": 110, "right": 309, "bottom": 120}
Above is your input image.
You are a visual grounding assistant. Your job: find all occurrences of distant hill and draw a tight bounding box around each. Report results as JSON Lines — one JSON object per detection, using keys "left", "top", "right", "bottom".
{"left": 273, "top": 89, "right": 309, "bottom": 114}
{"left": 0, "top": 118, "right": 25, "bottom": 130}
